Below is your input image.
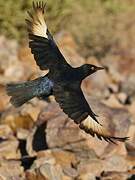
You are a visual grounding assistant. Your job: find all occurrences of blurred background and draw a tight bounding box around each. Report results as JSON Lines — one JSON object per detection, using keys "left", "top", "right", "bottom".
{"left": 0, "top": 0, "right": 135, "bottom": 179}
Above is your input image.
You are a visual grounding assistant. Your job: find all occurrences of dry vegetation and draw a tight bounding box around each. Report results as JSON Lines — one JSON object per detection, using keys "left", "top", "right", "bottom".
{"left": 0, "top": 0, "right": 135, "bottom": 58}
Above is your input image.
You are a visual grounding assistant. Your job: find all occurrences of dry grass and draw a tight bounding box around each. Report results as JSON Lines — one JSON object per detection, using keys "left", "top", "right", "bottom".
{"left": 0, "top": 0, "right": 135, "bottom": 57}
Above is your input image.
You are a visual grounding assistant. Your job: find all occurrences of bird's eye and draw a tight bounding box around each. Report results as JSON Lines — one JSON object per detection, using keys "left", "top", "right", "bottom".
{"left": 91, "top": 66, "right": 95, "bottom": 70}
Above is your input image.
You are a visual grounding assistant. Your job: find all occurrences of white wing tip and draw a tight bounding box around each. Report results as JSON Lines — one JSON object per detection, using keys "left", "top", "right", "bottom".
{"left": 79, "top": 115, "right": 128, "bottom": 143}
{"left": 26, "top": 1, "right": 48, "bottom": 38}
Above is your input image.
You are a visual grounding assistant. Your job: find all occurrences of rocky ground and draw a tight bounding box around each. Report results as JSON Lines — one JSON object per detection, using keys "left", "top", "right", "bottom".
{"left": 0, "top": 33, "right": 135, "bottom": 180}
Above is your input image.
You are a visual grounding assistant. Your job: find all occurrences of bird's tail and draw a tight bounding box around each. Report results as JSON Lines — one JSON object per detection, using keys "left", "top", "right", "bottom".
{"left": 6, "top": 77, "right": 44, "bottom": 107}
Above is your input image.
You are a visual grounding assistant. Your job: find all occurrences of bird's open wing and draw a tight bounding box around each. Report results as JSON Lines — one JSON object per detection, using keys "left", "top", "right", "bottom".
{"left": 26, "top": 2, "right": 70, "bottom": 70}
{"left": 53, "top": 83, "right": 128, "bottom": 143}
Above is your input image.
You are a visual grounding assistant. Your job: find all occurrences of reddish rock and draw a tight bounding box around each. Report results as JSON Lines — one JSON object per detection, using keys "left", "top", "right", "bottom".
{"left": 37, "top": 98, "right": 130, "bottom": 158}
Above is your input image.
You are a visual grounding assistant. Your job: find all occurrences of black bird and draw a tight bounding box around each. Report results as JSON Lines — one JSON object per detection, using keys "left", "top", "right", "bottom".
{"left": 6, "top": 2, "right": 128, "bottom": 143}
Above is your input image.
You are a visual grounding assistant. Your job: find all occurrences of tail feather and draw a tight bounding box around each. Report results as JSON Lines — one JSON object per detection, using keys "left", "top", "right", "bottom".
{"left": 6, "top": 77, "right": 42, "bottom": 107}
{"left": 6, "top": 76, "right": 53, "bottom": 107}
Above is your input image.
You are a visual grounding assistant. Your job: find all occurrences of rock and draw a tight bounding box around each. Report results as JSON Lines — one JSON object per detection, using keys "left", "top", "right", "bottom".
{"left": 0, "top": 138, "right": 20, "bottom": 159}
{"left": 101, "top": 55, "right": 123, "bottom": 82}
{"left": 0, "top": 125, "right": 13, "bottom": 139}
{"left": 20, "top": 100, "right": 47, "bottom": 122}
{"left": 26, "top": 149, "right": 78, "bottom": 179}
{"left": 103, "top": 155, "right": 129, "bottom": 172}
{"left": 121, "top": 74, "right": 135, "bottom": 102}
{"left": 115, "top": 59, "right": 135, "bottom": 78}
{"left": 101, "top": 56, "right": 135, "bottom": 102}
{"left": 78, "top": 173, "right": 96, "bottom": 180}
{"left": 51, "top": 149, "right": 78, "bottom": 178}
{"left": 101, "top": 56, "right": 135, "bottom": 82}
{"left": 31, "top": 151, "right": 56, "bottom": 168}
{"left": 128, "top": 101, "right": 135, "bottom": 122}
{"left": 25, "top": 170, "right": 37, "bottom": 180}
{"left": 17, "top": 128, "right": 29, "bottom": 140}
{"left": 126, "top": 143, "right": 135, "bottom": 157}
{"left": 36, "top": 102, "right": 60, "bottom": 126}
{"left": 63, "top": 166, "right": 78, "bottom": 178}
{"left": 46, "top": 112, "right": 82, "bottom": 149}
{"left": 101, "top": 171, "right": 129, "bottom": 180}
{"left": 39, "top": 104, "right": 73, "bottom": 149}
{"left": 38, "top": 97, "right": 130, "bottom": 158}
{"left": 126, "top": 125, "right": 135, "bottom": 154}
{"left": 110, "top": 107, "right": 130, "bottom": 138}
{"left": 85, "top": 96, "right": 130, "bottom": 156}
{"left": 108, "top": 83, "right": 119, "bottom": 94}
{"left": 0, "top": 98, "right": 46, "bottom": 132}
{"left": 0, "top": 124, "right": 21, "bottom": 160}
{"left": 102, "top": 94, "right": 123, "bottom": 108}
{"left": 26, "top": 126, "right": 37, "bottom": 156}
{"left": 44, "top": 104, "right": 99, "bottom": 160}
{"left": 77, "top": 159, "right": 104, "bottom": 177}
{"left": 0, "top": 159, "right": 24, "bottom": 179}
{"left": 39, "top": 163, "right": 63, "bottom": 180}
{"left": 126, "top": 156, "right": 135, "bottom": 169}
{"left": 49, "top": 149, "right": 77, "bottom": 168}
{"left": 43, "top": 102, "right": 84, "bottom": 149}
{"left": 1, "top": 108, "right": 34, "bottom": 132}
{"left": 0, "top": 36, "right": 28, "bottom": 84}
{"left": 0, "top": 85, "right": 10, "bottom": 111}
{"left": 117, "top": 92, "right": 129, "bottom": 105}
{"left": 26, "top": 150, "right": 65, "bottom": 180}
{"left": 102, "top": 143, "right": 127, "bottom": 158}
{"left": 37, "top": 149, "right": 78, "bottom": 178}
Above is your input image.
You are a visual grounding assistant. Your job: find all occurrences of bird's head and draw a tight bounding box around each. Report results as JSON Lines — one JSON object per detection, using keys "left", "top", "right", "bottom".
{"left": 80, "top": 64, "right": 105, "bottom": 79}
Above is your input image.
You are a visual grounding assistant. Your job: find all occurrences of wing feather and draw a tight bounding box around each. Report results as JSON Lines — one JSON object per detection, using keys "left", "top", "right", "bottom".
{"left": 54, "top": 83, "right": 89, "bottom": 124}
{"left": 26, "top": 1, "right": 70, "bottom": 70}
{"left": 79, "top": 115, "right": 128, "bottom": 143}
{"left": 53, "top": 83, "right": 128, "bottom": 143}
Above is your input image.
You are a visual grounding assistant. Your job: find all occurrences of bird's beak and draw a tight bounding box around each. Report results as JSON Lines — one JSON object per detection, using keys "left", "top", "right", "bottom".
{"left": 96, "top": 66, "right": 105, "bottom": 71}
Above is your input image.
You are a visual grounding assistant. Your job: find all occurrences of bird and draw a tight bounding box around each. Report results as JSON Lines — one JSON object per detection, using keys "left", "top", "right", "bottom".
{"left": 6, "top": 1, "right": 128, "bottom": 144}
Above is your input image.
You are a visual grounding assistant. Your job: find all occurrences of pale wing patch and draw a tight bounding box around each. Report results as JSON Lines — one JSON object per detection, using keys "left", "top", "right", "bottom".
{"left": 79, "top": 115, "right": 128, "bottom": 143}
{"left": 26, "top": 2, "right": 48, "bottom": 38}
{"left": 80, "top": 115, "right": 109, "bottom": 138}
{"left": 32, "top": 10, "right": 48, "bottom": 38}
